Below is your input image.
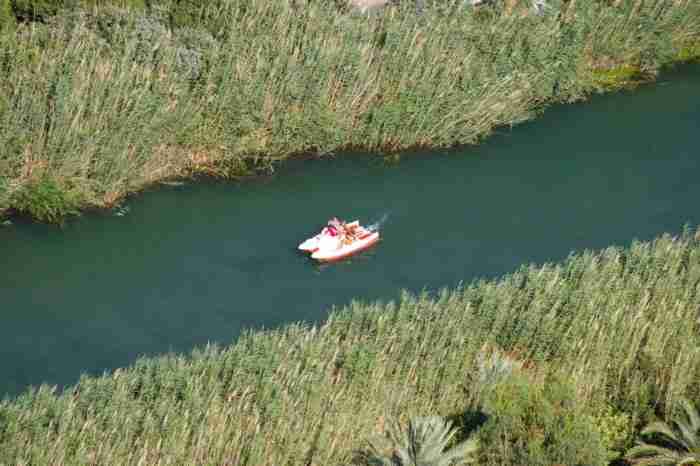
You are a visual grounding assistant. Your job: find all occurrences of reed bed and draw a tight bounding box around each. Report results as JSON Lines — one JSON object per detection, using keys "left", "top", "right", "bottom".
{"left": 1, "top": 228, "right": 699, "bottom": 464}
{"left": 0, "top": 0, "right": 698, "bottom": 221}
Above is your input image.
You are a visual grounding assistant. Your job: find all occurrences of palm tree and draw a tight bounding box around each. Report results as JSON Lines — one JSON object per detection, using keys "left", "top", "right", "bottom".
{"left": 354, "top": 416, "right": 479, "bottom": 466}
{"left": 626, "top": 398, "right": 700, "bottom": 465}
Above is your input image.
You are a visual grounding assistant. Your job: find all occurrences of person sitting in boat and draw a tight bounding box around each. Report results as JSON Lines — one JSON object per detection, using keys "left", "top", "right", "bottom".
{"left": 344, "top": 222, "right": 359, "bottom": 241}
{"left": 327, "top": 217, "right": 343, "bottom": 237}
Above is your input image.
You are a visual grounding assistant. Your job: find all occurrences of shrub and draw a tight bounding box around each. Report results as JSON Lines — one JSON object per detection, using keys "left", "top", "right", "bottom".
{"left": 477, "top": 373, "right": 608, "bottom": 466}
{"left": 0, "top": 176, "right": 10, "bottom": 215}
{"left": 11, "top": 0, "right": 60, "bottom": 22}
{"left": 474, "top": 346, "right": 531, "bottom": 388}
{"left": 591, "top": 64, "right": 646, "bottom": 91}
{"left": 589, "top": 404, "right": 634, "bottom": 462}
{"left": 676, "top": 43, "right": 700, "bottom": 63}
{"left": 12, "top": 1, "right": 148, "bottom": 23}
{"left": 173, "top": 26, "right": 216, "bottom": 80}
{"left": 626, "top": 398, "right": 700, "bottom": 466}
{"left": 466, "top": 345, "right": 534, "bottom": 407}
{"left": 10, "top": 175, "right": 82, "bottom": 223}
{"left": 0, "top": 0, "right": 14, "bottom": 31}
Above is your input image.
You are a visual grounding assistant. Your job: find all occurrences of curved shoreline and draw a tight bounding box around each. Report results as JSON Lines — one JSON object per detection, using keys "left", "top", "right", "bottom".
{"left": 1, "top": 228, "right": 699, "bottom": 464}
{"left": 0, "top": 64, "right": 675, "bottom": 224}
{"left": 0, "top": 0, "right": 698, "bottom": 223}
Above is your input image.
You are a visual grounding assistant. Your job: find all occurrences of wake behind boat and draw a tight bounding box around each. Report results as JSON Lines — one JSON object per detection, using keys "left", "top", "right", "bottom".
{"left": 299, "top": 218, "right": 380, "bottom": 262}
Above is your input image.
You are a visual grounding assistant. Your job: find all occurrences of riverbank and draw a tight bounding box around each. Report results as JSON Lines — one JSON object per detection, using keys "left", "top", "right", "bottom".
{"left": 1, "top": 228, "right": 699, "bottom": 464}
{"left": 0, "top": 0, "right": 698, "bottom": 222}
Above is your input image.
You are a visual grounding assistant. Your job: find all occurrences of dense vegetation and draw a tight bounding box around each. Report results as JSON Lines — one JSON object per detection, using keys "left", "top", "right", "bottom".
{"left": 0, "top": 0, "right": 698, "bottom": 221}
{"left": 1, "top": 228, "right": 699, "bottom": 464}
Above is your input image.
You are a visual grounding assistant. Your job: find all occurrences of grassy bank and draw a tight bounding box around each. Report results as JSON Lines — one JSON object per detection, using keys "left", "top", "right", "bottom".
{"left": 1, "top": 228, "right": 699, "bottom": 464}
{"left": 0, "top": 0, "right": 698, "bottom": 222}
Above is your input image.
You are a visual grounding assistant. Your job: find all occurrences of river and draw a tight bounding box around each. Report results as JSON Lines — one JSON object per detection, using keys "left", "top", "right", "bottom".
{"left": 1, "top": 64, "right": 699, "bottom": 398}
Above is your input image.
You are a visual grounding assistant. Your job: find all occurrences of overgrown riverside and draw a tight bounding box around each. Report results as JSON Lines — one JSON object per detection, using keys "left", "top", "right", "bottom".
{"left": 1, "top": 229, "right": 699, "bottom": 464}
{"left": 0, "top": 0, "right": 699, "bottom": 221}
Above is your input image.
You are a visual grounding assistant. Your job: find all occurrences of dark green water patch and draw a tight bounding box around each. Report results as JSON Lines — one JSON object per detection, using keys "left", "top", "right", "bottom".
{"left": 1, "top": 64, "right": 699, "bottom": 398}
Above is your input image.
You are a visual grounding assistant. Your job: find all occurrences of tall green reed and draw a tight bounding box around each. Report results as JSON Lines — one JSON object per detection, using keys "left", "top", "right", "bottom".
{"left": 1, "top": 228, "right": 699, "bottom": 464}
{"left": 0, "top": 0, "right": 698, "bottom": 220}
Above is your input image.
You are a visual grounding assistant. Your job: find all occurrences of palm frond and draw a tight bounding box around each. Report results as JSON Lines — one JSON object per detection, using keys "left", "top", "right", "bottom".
{"left": 626, "top": 442, "right": 683, "bottom": 462}
{"left": 674, "top": 419, "right": 698, "bottom": 455}
{"left": 434, "top": 436, "right": 480, "bottom": 466}
{"left": 355, "top": 416, "right": 479, "bottom": 466}
{"left": 678, "top": 398, "right": 700, "bottom": 440}
{"left": 641, "top": 421, "right": 688, "bottom": 450}
{"left": 627, "top": 399, "right": 700, "bottom": 466}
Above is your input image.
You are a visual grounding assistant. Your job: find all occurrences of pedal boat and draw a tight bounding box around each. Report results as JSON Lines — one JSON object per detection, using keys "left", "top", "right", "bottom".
{"left": 298, "top": 221, "right": 380, "bottom": 262}
{"left": 297, "top": 220, "right": 360, "bottom": 253}
{"left": 311, "top": 230, "right": 380, "bottom": 262}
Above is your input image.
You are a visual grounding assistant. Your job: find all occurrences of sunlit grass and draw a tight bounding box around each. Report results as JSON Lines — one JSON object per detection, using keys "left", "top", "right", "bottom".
{"left": 1, "top": 228, "right": 699, "bottom": 464}
{"left": 0, "top": 0, "right": 698, "bottom": 221}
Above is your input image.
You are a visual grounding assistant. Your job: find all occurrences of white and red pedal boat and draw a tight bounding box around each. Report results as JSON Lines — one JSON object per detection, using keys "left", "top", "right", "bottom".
{"left": 298, "top": 220, "right": 380, "bottom": 262}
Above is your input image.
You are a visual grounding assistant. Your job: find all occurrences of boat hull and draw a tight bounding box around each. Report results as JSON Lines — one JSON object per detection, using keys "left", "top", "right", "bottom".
{"left": 298, "top": 220, "right": 361, "bottom": 253}
{"left": 310, "top": 232, "right": 380, "bottom": 262}
{"left": 298, "top": 235, "right": 322, "bottom": 253}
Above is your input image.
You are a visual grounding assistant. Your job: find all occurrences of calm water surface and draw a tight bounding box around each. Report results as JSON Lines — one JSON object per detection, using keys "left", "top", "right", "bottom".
{"left": 2, "top": 64, "right": 699, "bottom": 398}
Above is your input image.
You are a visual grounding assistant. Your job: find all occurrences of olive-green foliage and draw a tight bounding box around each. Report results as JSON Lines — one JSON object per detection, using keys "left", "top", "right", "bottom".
{"left": 353, "top": 416, "right": 479, "bottom": 466}
{"left": 591, "top": 64, "right": 645, "bottom": 91}
{"left": 0, "top": 0, "right": 698, "bottom": 221}
{"left": 626, "top": 398, "right": 700, "bottom": 466}
{"left": 477, "top": 373, "right": 609, "bottom": 466}
{"left": 10, "top": 175, "right": 82, "bottom": 223}
{"left": 472, "top": 346, "right": 529, "bottom": 395}
{"left": 0, "top": 175, "right": 9, "bottom": 212}
{"left": 0, "top": 0, "right": 14, "bottom": 32}
{"left": 11, "top": 0, "right": 60, "bottom": 21}
{"left": 677, "top": 43, "right": 700, "bottom": 63}
{"left": 0, "top": 230, "right": 699, "bottom": 464}
{"left": 591, "top": 404, "right": 634, "bottom": 462}
{"left": 11, "top": 1, "right": 146, "bottom": 19}
{"left": 9, "top": 0, "right": 227, "bottom": 30}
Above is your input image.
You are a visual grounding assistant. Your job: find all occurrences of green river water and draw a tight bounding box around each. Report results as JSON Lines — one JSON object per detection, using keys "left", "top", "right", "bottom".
{"left": 1, "top": 64, "right": 699, "bottom": 398}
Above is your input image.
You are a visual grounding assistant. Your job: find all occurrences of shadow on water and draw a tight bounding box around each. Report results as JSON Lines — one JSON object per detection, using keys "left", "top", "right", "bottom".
{"left": 1, "top": 64, "right": 700, "bottom": 398}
